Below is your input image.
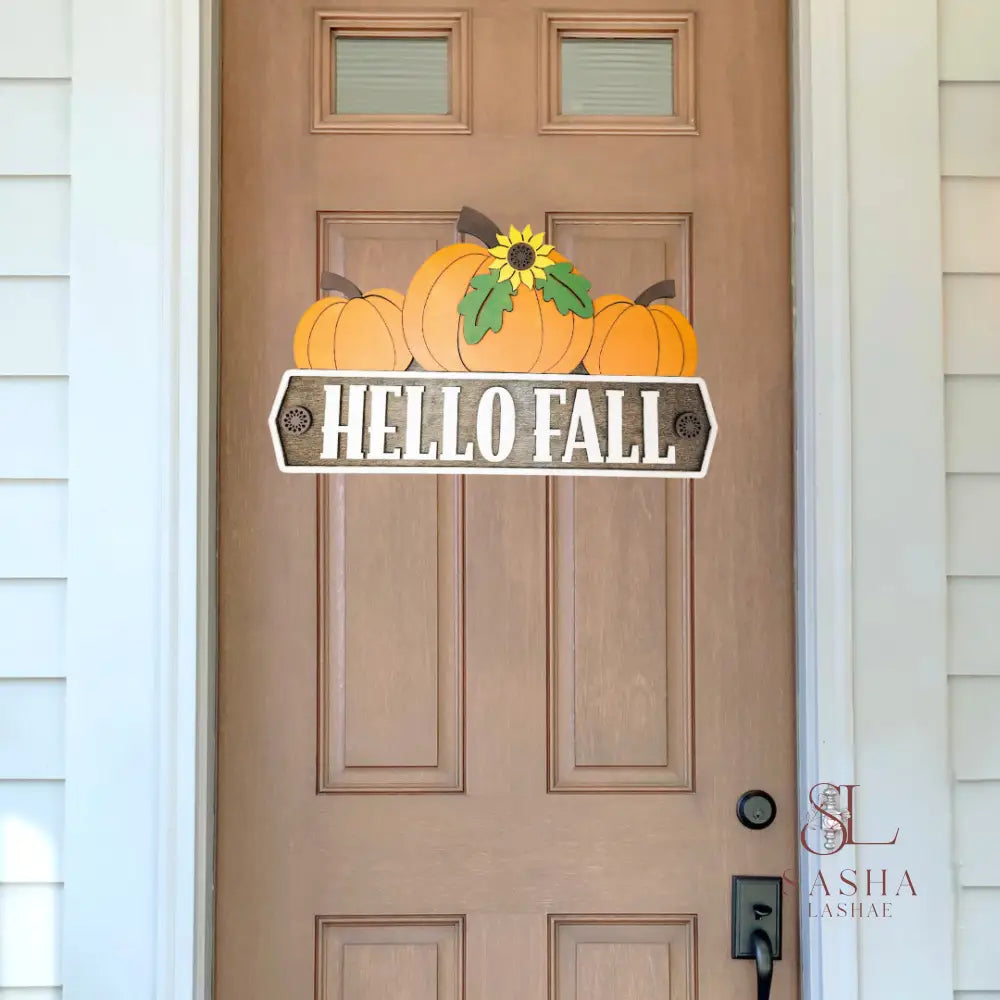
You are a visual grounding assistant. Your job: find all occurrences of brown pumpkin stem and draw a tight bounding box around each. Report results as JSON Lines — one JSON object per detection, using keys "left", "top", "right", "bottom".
{"left": 320, "top": 271, "right": 364, "bottom": 299}
{"left": 457, "top": 206, "right": 502, "bottom": 247}
{"left": 635, "top": 279, "right": 677, "bottom": 306}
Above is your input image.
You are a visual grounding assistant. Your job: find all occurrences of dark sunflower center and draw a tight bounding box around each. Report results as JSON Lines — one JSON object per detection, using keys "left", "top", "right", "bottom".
{"left": 507, "top": 242, "right": 536, "bottom": 270}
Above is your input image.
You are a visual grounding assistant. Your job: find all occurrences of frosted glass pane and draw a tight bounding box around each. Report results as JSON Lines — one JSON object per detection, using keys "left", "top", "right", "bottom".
{"left": 561, "top": 38, "right": 674, "bottom": 116}
{"left": 335, "top": 37, "right": 449, "bottom": 115}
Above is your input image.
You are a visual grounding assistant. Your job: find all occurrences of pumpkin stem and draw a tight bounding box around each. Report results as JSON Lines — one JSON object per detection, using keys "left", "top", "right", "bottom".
{"left": 457, "top": 206, "right": 503, "bottom": 247}
{"left": 320, "top": 272, "right": 364, "bottom": 299}
{"left": 635, "top": 279, "right": 677, "bottom": 306}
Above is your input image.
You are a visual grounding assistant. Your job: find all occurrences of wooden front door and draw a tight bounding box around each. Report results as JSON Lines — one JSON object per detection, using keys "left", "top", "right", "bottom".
{"left": 217, "top": 0, "right": 796, "bottom": 995}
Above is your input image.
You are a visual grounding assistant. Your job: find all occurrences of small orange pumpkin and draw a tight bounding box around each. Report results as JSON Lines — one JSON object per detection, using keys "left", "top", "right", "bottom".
{"left": 293, "top": 273, "right": 411, "bottom": 371}
{"left": 583, "top": 280, "right": 698, "bottom": 377}
{"left": 403, "top": 207, "right": 592, "bottom": 374}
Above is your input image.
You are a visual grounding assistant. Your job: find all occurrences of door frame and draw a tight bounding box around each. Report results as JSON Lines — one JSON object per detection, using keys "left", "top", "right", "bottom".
{"left": 61, "top": 0, "right": 952, "bottom": 997}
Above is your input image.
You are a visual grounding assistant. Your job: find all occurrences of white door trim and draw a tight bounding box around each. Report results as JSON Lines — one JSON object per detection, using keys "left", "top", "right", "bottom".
{"left": 789, "top": 0, "right": 861, "bottom": 993}
{"left": 61, "top": 0, "right": 877, "bottom": 997}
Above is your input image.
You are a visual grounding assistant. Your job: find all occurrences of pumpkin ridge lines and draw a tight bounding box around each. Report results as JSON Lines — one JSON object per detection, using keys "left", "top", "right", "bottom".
{"left": 428, "top": 251, "right": 482, "bottom": 372}
{"left": 647, "top": 306, "right": 662, "bottom": 375}
{"left": 308, "top": 298, "right": 339, "bottom": 368}
{"left": 528, "top": 281, "right": 544, "bottom": 372}
{"left": 306, "top": 300, "right": 327, "bottom": 367}
{"left": 669, "top": 311, "right": 684, "bottom": 374}
{"left": 547, "top": 310, "right": 572, "bottom": 373}
{"left": 652, "top": 307, "right": 685, "bottom": 373}
{"left": 455, "top": 256, "right": 493, "bottom": 371}
{"left": 330, "top": 298, "right": 348, "bottom": 370}
{"left": 361, "top": 296, "right": 396, "bottom": 369}
{"left": 598, "top": 302, "right": 631, "bottom": 373}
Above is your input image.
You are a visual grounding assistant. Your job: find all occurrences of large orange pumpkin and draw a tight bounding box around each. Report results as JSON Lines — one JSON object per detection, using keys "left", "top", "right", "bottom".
{"left": 403, "top": 207, "right": 592, "bottom": 374}
{"left": 293, "top": 273, "right": 410, "bottom": 371}
{"left": 583, "top": 280, "right": 698, "bottom": 377}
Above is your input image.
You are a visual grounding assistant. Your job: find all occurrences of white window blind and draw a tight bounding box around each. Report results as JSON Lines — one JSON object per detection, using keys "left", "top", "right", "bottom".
{"left": 334, "top": 37, "right": 450, "bottom": 115}
{"left": 561, "top": 38, "right": 674, "bottom": 116}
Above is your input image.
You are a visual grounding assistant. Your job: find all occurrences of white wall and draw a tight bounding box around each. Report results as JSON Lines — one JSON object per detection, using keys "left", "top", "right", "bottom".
{"left": 0, "top": 1, "right": 70, "bottom": 998}
{"left": 940, "top": 1, "right": 1000, "bottom": 995}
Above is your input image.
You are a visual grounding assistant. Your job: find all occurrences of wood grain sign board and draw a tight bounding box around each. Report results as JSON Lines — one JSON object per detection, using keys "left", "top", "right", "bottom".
{"left": 269, "top": 371, "right": 716, "bottom": 477}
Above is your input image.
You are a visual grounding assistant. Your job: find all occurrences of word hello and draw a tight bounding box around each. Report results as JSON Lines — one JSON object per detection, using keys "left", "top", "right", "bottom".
{"left": 271, "top": 373, "right": 715, "bottom": 478}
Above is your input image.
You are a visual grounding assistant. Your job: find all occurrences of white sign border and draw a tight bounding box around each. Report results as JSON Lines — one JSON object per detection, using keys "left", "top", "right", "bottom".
{"left": 268, "top": 369, "right": 718, "bottom": 479}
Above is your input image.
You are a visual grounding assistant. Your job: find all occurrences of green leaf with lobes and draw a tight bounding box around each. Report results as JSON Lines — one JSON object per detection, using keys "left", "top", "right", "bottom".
{"left": 458, "top": 272, "right": 516, "bottom": 344}
{"left": 539, "top": 260, "right": 594, "bottom": 318}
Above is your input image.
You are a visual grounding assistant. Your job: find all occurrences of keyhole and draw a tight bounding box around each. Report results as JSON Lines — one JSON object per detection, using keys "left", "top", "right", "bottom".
{"left": 736, "top": 790, "right": 777, "bottom": 831}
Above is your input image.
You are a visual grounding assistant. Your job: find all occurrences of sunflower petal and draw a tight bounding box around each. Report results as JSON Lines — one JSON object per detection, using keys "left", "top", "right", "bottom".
{"left": 535, "top": 254, "right": 556, "bottom": 269}
{"left": 489, "top": 258, "right": 505, "bottom": 270}
{"left": 496, "top": 234, "right": 511, "bottom": 247}
{"left": 499, "top": 263, "right": 515, "bottom": 282}
{"left": 536, "top": 244, "right": 554, "bottom": 256}
{"left": 531, "top": 266, "right": 546, "bottom": 280}
{"left": 522, "top": 269, "right": 535, "bottom": 289}
{"left": 509, "top": 225, "right": 522, "bottom": 243}
{"left": 489, "top": 245, "right": 508, "bottom": 259}
{"left": 529, "top": 232, "right": 545, "bottom": 249}
{"left": 523, "top": 223, "right": 533, "bottom": 239}
{"left": 509, "top": 270, "right": 521, "bottom": 291}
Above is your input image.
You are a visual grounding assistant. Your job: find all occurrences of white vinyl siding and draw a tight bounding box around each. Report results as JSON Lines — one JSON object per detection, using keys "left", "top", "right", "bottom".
{"left": 0, "top": 1, "right": 69, "bottom": 997}
{"left": 941, "top": 1, "right": 1000, "bottom": 992}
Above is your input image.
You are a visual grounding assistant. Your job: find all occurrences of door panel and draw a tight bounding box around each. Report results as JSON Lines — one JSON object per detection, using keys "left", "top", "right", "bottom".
{"left": 218, "top": 0, "right": 796, "bottom": 994}
{"left": 318, "top": 476, "right": 465, "bottom": 791}
{"left": 548, "top": 479, "right": 693, "bottom": 790}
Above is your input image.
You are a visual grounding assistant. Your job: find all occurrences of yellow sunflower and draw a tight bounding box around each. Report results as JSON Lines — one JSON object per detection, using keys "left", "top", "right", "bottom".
{"left": 487, "top": 224, "right": 556, "bottom": 291}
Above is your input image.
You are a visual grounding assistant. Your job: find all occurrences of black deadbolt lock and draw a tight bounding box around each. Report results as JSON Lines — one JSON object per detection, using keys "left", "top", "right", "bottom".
{"left": 736, "top": 790, "right": 777, "bottom": 831}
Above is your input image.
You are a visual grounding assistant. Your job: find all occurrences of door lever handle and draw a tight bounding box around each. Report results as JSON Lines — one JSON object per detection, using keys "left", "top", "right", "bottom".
{"left": 750, "top": 928, "right": 774, "bottom": 1000}
{"left": 732, "top": 876, "right": 782, "bottom": 1000}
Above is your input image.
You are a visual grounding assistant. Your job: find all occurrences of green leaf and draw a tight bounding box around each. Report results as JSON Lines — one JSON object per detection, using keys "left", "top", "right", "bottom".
{"left": 457, "top": 272, "right": 515, "bottom": 344}
{"left": 539, "top": 260, "right": 594, "bottom": 318}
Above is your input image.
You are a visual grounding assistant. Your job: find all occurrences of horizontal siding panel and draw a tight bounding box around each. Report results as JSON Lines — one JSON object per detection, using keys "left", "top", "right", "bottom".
{"left": 946, "top": 376, "right": 1000, "bottom": 471}
{"left": 0, "top": 581, "right": 65, "bottom": 678}
{"left": 0, "top": 781, "right": 63, "bottom": 881}
{"left": 0, "top": 379, "right": 66, "bottom": 478}
{"left": 945, "top": 274, "right": 1000, "bottom": 373}
{"left": 956, "top": 888, "right": 1000, "bottom": 990}
{"left": 0, "top": 991, "right": 61, "bottom": 1000}
{"left": 0, "top": 681, "right": 64, "bottom": 780}
{"left": 942, "top": 178, "right": 1000, "bottom": 273}
{"left": 941, "top": 83, "right": 1000, "bottom": 176}
{"left": 0, "top": 0, "right": 69, "bottom": 78}
{"left": 940, "top": 0, "right": 1000, "bottom": 81}
{"left": 0, "top": 483, "right": 66, "bottom": 578}
{"left": 950, "top": 577, "right": 1000, "bottom": 675}
{"left": 951, "top": 676, "right": 1000, "bottom": 779}
{"left": 0, "top": 279, "right": 68, "bottom": 376}
{"left": 0, "top": 885, "right": 60, "bottom": 987}
{"left": 955, "top": 781, "right": 1000, "bottom": 886}
{"left": 0, "top": 179, "right": 69, "bottom": 276}
{"left": 948, "top": 475, "right": 1000, "bottom": 575}
{"left": 0, "top": 83, "right": 69, "bottom": 176}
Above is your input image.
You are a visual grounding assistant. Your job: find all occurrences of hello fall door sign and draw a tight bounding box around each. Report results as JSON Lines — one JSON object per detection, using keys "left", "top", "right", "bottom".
{"left": 269, "top": 207, "right": 716, "bottom": 478}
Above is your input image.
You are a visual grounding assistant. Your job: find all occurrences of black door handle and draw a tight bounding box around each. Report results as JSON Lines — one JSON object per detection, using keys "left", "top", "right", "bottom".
{"left": 732, "top": 876, "right": 782, "bottom": 1000}
{"left": 750, "top": 928, "right": 774, "bottom": 1000}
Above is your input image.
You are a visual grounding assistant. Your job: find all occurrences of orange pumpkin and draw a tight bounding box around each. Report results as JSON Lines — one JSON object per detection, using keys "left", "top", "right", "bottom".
{"left": 293, "top": 273, "right": 410, "bottom": 371}
{"left": 403, "top": 207, "right": 592, "bottom": 374}
{"left": 583, "top": 280, "right": 698, "bottom": 377}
